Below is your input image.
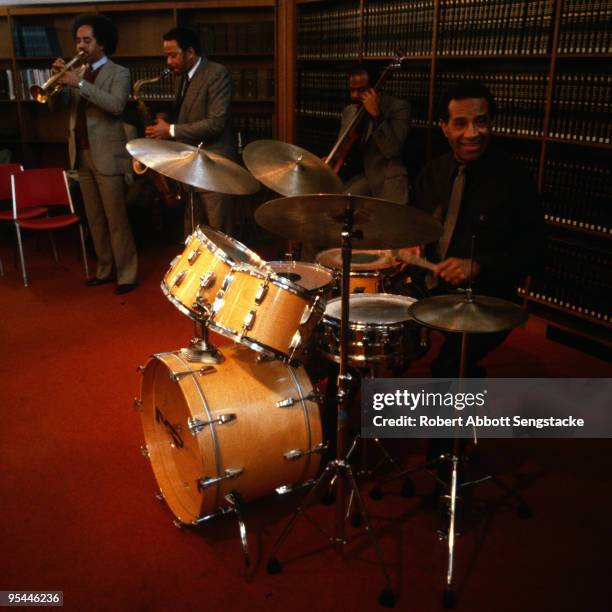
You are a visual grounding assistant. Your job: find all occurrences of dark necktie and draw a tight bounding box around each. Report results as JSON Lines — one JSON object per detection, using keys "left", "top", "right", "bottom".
{"left": 175, "top": 75, "right": 190, "bottom": 113}
{"left": 436, "top": 164, "right": 466, "bottom": 262}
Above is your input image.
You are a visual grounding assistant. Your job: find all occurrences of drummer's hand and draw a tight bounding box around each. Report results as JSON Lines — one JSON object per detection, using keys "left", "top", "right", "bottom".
{"left": 145, "top": 117, "right": 171, "bottom": 139}
{"left": 435, "top": 258, "right": 480, "bottom": 286}
{"left": 361, "top": 89, "right": 381, "bottom": 118}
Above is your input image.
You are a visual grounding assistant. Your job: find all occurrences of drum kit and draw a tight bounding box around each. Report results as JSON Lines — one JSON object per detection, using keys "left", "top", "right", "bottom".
{"left": 129, "top": 137, "right": 529, "bottom": 608}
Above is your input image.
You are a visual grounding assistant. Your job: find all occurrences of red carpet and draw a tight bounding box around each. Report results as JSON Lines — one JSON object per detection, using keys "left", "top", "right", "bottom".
{"left": 1, "top": 228, "right": 611, "bottom": 612}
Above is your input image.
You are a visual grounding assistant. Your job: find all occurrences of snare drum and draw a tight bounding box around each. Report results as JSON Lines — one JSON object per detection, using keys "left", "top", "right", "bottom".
{"left": 161, "top": 227, "right": 268, "bottom": 320}
{"left": 268, "top": 261, "right": 335, "bottom": 297}
{"left": 316, "top": 293, "right": 425, "bottom": 369}
{"left": 139, "top": 345, "right": 323, "bottom": 525}
{"left": 316, "top": 248, "right": 399, "bottom": 294}
{"left": 208, "top": 264, "right": 326, "bottom": 365}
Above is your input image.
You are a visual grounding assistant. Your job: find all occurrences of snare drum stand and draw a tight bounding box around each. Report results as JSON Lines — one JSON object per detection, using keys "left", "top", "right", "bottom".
{"left": 267, "top": 196, "right": 396, "bottom": 607}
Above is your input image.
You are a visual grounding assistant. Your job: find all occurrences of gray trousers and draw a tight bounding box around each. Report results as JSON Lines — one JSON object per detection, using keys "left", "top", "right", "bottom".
{"left": 184, "top": 190, "right": 233, "bottom": 237}
{"left": 78, "top": 149, "right": 138, "bottom": 284}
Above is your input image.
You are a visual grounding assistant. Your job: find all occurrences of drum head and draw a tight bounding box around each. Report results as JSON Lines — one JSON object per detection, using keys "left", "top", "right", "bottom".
{"left": 325, "top": 293, "right": 416, "bottom": 324}
{"left": 316, "top": 248, "right": 395, "bottom": 271}
{"left": 198, "top": 226, "right": 269, "bottom": 269}
{"left": 268, "top": 261, "right": 334, "bottom": 291}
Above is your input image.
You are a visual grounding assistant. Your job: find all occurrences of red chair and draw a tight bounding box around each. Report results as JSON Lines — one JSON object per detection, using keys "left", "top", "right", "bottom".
{"left": 0, "top": 163, "right": 28, "bottom": 276}
{"left": 10, "top": 168, "right": 89, "bottom": 286}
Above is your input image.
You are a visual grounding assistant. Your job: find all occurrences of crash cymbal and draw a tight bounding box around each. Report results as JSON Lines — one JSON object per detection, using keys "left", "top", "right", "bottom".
{"left": 410, "top": 293, "right": 527, "bottom": 334}
{"left": 126, "top": 139, "right": 260, "bottom": 195}
{"left": 243, "top": 140, "right": 343, "bottom": 196}
{"left": 254, "top": 194, "right": 442, "bottom": 249}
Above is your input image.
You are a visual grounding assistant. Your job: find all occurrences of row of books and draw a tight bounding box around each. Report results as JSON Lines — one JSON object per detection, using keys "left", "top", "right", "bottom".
{"left": 437, "top": 71, "right": 548, "bottom": 136}
{"left": 364, "top": 1, "right": 434, "bottom": 57}
{"left": 296, "top": 69, "right": 430, "bottom": 125}
{"left": 12, "top": 25, "right": 60, "bottom": 57}
{"left": 15, "top": 68, "right": 52, "bottom": 102}
{"left": 549, "top": 73, "right": 611, "bottom": 144}
{"left": 557, "top": 0, "right": 612, "bottom": 54}
{"left": 0, "top": 70, "right": 15, "bottom": 100}
{"left": 196, "top": 21, "right": 274, "bottom": 56}
{"left": 509, "top": 151, "right": 539, "bottom": 179}
{"left": 131, "top": 65, "right": 174, "bottom": 100}
{"left": 297, "top": 4, "right": 360, "bottom": 60}
{"left": 230, "top": 68, "right": 275, "bottom": 101}
{"left": 524, "top": 241, "right": 611, "bottom": 322}
{"left": 542, "top": 158, "right": 611, "bottom": 235}
{"left": 438, "top": 0, "right": 554, "bottom": 56}
{"left": 234, "top": 114, "right": 273, "bottom": 151}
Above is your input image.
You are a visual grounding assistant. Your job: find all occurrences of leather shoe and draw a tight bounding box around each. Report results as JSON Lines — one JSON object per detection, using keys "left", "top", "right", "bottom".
{"left": 85, "top": 276, "right": 115, "bottom": 286}
{"left": 114, "top": 283, "right": 138, "bottom": 295}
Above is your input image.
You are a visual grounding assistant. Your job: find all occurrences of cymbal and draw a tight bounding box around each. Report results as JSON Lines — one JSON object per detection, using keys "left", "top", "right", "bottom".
{"left": 410, "top": 293, "right": 527, "bottom": 333}
{"left": 243, "top": 140, "right": 343, "bottom": 196}
{"left": 126, "top": 138, "right": 260, "bottom": 195}
{"left": 255, "top": 194, "right": 442, "bottom": 249}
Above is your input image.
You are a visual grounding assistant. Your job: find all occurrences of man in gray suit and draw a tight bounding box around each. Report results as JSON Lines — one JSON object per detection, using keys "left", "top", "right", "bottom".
{"left": 146, "top": 27, "right": 236, "bottom": 236}
{"left": 337, "top": 64, "right": 411, "bottom": 205}
{"left": 52, "top": 13, "right": 138, "bottom": 294}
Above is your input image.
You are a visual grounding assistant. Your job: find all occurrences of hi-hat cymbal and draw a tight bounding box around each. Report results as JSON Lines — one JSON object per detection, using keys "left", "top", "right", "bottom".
{"left": 410, "top": 293, "right": 528, "bottom": 334}
{"left": 126, "top": 138, "right": 260, "bottom": 195}
{"left": 255, "top": 194, "right": 442, "bottom": 249}
{"left": 243, "top": 140, "right": 343, "bottom": 196}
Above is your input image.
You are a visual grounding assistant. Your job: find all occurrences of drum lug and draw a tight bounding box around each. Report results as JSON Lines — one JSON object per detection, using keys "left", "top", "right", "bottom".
{"left": 169, "top": 365, "right": 216, "bottom": 381}
{"left": 184, "top": 233, "right": 193, "bottom": 246}
{"left": 284, "top": 442, "right": 328, "bottom": 461}
{"left": 254, "top": 282, "right": 269, "bottom": 305}
{"left": 187, "top": 248, "right": 201, "bottom": 265}
{"left": 300, "top": 295, "right": 319, "bottom": 325}
{"left": 173, "top": 270, "right": 187, "bottom": 287}
{"left": 188, "top": 413, "right": 237, "bottom": 435}
{"left": 242, "top": 309, "right": 257, "bottom": 332}
{"left": 200, "top": 271, "right": 216, "bottom": 289}
{"left": 289, "top": 330, "right": 302, "bottom": 352}
{"left": 170, "top": 255, "right": 180, "bottom": 268}
{"left": 275, "top": 389, "right": 321, "bottom": 408}
{"left": 173, "top": 519, "right": 184, "bottom": 530}
{"left": 197, "top": 467, "right": 244, "bottom": 491}
{"left": 220, "top": 273, "right": 234, "bottom": 293}
{"left": 140, "top": 445, "right": 150, "bottom": 459}
{"left": 133, "top": 398, "right": 143, "bottom": 411}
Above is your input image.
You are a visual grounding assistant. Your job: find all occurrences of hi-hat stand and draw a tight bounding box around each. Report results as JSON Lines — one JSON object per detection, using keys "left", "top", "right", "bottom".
{"left": 266, "top": 196, "right": 396, "bottom": 608}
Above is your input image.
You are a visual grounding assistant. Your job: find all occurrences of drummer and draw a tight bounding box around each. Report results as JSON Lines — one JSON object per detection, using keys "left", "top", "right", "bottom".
{"left": 405, "top": 81, "right": 545, "bottom": 378}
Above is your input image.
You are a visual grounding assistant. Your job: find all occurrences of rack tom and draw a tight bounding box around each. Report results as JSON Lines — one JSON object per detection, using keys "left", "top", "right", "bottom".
{"left": 316, "top": 248, "right": 399, "bottom": 294}
{"left": 162, "top": 227, "right": 269, "bottom": 320}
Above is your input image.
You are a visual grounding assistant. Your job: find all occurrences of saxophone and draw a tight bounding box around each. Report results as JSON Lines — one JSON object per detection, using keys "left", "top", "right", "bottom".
{"left": 132, "top": 68, "right": 181, "bottom": 208}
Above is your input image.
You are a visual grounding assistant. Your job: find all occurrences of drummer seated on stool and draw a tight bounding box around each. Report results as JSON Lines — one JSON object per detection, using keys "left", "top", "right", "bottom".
{"left": 402, "top": 81, "right": 545, "bottom": 379}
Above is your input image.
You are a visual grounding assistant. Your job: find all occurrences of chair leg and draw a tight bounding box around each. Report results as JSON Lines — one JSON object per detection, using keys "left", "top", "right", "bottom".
{"left": 78, "top": 224, "right": 90, "bottom": 279}
{"left": 49, "top": 231, "right": 59, "bottom": 263}
{"left": 14, "top": 223, "right": 28, "bottom": 287}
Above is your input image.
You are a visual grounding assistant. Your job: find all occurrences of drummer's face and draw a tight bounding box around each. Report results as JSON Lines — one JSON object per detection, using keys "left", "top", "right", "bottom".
{"left": 164, "top": 39, "right": 197, "bottom": 76}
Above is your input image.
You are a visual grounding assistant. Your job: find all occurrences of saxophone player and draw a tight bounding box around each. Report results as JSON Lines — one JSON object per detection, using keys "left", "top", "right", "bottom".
{"left": 50, "top": 13, "right": 138, "bottom": 294}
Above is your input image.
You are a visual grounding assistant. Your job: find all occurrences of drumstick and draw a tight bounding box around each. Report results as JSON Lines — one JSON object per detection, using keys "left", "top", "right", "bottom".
{"left": 393, "top": 250, "right": 437, "bottom": 272}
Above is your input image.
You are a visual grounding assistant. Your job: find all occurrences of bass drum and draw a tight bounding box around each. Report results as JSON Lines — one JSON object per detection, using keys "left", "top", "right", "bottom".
{"left": 139, "top": 345, "right": 323, "bottom": 525}
{"left": 161, "top": 227, "right": 269, "bottom": 320}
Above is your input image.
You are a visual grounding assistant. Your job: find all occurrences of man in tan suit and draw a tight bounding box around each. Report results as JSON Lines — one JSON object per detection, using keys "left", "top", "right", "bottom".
{"left": 145, "top": 27, "right": 236, "bottom": 236}
{"left": 52, "top": 13, "right": 138, "bottom": 294}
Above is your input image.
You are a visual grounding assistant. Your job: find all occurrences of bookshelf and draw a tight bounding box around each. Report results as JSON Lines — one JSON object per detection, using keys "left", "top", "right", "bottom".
{"left": 293, "top": 0, "right": 612, "bottom": 350}
{"left": 0, "top": 1, "right": 283, "bottom": 168}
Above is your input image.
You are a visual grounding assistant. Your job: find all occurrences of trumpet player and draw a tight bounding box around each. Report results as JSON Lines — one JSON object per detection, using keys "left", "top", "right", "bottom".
{"left": 49, "top": 13, "right": 138, "bottom": 295}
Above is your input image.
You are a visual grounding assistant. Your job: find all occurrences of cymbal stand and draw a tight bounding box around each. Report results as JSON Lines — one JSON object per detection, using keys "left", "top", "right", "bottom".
{"left": 180, "top": 317, "right": 223, "bottom": 364}
{"left": 267, "top": 196, "right": 396, "bottom": 607}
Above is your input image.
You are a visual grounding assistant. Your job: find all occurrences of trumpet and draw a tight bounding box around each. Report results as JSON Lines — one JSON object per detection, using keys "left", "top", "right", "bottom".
{"left": 30, "top": 51, "right": 86, "bottom": 104}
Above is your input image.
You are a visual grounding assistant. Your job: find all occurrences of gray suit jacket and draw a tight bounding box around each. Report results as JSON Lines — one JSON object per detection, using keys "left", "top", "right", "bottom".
{"left": 174, "top": 58, "right": 236, "bottom": 160}
{"left": 340, "top": 93, "right": 410, "bottom": 204}
{"left": 50, "top": 59, "right": 131, "bottom": 176}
